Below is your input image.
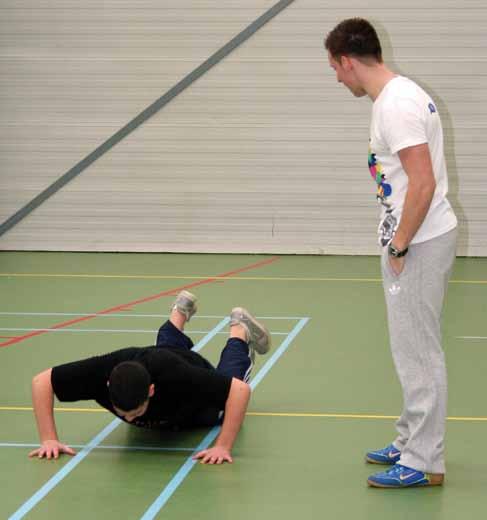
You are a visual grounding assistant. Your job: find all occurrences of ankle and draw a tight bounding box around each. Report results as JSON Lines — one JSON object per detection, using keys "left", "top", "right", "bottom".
{"left": 229, "top": 324, "right": 248, "bottom": 342}
{"left": 169, "top": 309, "right": 187, "bottom": 331}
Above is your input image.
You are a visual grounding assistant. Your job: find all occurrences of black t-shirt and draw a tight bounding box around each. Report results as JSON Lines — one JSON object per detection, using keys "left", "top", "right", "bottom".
{"left": 51, "top": 346, "right": 232, "bottom": 429}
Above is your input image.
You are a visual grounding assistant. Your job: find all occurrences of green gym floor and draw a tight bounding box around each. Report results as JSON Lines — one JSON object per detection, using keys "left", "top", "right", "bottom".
{"left": 1, "top": 251, "right": 486, "bottom": 519}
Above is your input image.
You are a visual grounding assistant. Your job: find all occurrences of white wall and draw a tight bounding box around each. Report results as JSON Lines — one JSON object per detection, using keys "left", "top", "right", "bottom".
{"left": 1, "top": 1, "right": 485, "bottom": 255}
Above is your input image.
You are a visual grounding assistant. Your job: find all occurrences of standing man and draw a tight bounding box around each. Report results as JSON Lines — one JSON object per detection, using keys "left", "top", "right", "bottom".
{"left": 325, "top": 18, "right": 457, "bottom": 488}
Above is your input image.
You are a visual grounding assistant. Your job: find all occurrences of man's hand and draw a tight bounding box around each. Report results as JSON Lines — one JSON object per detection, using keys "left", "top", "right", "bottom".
{"left": 389, "top": 255, "right": 406, "bottom": 276}
{"left": 29, "top": 440, "right": 76, "bottom": 460}
{"left": 193, "top": 445, "right": 233, "bottom": 465}
{"left": 191, "top": 378, "right": 250, "bottom": 466}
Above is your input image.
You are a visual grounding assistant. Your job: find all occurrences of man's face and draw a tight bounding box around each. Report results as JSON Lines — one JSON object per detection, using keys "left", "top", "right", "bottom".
{"left": 111, "top": 383, "right": 155, "bottom": 423}
{"left": 328, "top": 52, "right": 367, "bottom": 98}
{"left": 114, "top": 399, "right": 150, "bottom": 423}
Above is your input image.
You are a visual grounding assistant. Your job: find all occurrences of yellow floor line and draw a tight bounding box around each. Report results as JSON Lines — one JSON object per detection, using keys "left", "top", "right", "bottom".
{"left": 2, "top": 406, "right": 487, "bottom": 422}
{"left": 0, "top": 273, "right": 382, "bottom": 282}
{"left": 247, "top": 412, "right": 399, "bottom": 419}
{"left": 0, "top": 273, "right": 485, "bottom": 284}
{"left": 0, "top": 406, "right": 107, "bottom": 413}
{"left": 247, "top": 412, "right": 487, "bottom": 422}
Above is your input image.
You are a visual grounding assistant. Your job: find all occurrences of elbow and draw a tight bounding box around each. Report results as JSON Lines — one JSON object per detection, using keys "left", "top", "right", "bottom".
{"left": 420, "top": 179, "right": 436, "bottom": 205}
{"left": 32, "top": 368, "right": 52, "bottom": 390}
{"left": 421, "top": 175, "right": 436, "bottom": 193}
{"left": 243, "top": 381, "right": 251, "bottom": 398}
{"left": 238, "top": 381, "right": 252, "bottom": 409}
{"left": 232, "top": 378, "right": 252, "bottom": 398}
{"left": 243, "top": 382, "right": 252, "bottom": 406}
{"left": 238, "top": 378, "right": 252, "bottom": 394}
{"left": 241, "top": 379, "right": 251, "bottom": 394}
{"left": 32, "top": 373, "right": 41, "bottom": 388}
{"left": 413, "top": 177, "right": 436, "bottom": 201}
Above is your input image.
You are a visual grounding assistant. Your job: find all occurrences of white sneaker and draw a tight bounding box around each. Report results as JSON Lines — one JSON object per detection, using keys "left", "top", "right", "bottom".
{"left": 171, "top": 291, "right": 198, "bottom": 321}
{"left": 229, "top": 307, "right": 271, "bottom": 355}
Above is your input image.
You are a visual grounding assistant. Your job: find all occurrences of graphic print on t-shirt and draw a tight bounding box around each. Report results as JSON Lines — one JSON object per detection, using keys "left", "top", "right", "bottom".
{"left": 368, "top": 146, "right": 397, "bottom": 246}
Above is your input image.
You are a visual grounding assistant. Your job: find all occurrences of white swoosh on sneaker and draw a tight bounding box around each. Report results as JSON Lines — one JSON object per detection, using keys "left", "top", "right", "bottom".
{"left": 399, "top": 472, "right": 418, "bottom": 481}
{"left": 388, "top": 451, "right": 400, "bottom": 458}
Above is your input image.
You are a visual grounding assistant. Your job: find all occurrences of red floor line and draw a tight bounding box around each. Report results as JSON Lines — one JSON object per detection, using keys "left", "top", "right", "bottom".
{"left": 0, "top": 256, "right": 280, "bottom": 348}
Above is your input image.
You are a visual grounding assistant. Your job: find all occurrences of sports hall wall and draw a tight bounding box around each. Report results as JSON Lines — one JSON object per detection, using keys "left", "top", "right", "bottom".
{"left": 0, "top": 1, "right": 485, "bottom": 255}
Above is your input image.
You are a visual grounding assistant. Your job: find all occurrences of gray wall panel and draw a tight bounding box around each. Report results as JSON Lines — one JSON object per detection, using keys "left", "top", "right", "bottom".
{"left": 1, "top": 1, "right": 485, "bottom": 255}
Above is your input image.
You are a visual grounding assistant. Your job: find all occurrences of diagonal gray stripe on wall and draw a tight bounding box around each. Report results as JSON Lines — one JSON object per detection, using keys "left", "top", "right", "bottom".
{"left": 0, "top": 0, "right": 295, "bottom": 238}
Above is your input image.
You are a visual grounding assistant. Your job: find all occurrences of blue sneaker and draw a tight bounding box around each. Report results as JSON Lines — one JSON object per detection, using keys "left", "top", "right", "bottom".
{"left": 365, "top": 443, "right": 401, "bottom": 465}
{"left": 367, "top": 464, "right": 444, "bottom": 488}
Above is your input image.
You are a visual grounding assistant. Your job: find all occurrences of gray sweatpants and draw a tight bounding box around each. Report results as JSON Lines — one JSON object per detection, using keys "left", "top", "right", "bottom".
{"left": 381, "top": 227, "right": 457, "bottom": 474}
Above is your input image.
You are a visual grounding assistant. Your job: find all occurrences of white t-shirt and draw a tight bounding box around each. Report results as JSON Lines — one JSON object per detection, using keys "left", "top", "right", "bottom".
{"left": 369, "top": 76, "right": 457, "bottom": 246}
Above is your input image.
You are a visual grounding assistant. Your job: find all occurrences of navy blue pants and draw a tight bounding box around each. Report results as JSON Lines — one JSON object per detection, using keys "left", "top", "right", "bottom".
{"left": 155, "top": 320, "right": 252, "bottom": 427}
{"left": 156, "top": 320, "right": 252, "bottom": 381}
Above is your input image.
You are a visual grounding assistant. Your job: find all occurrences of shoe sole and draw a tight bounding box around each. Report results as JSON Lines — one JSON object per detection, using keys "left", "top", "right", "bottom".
{"left": 367, "top": 479, "right": 443, "bottom": 488}
{"left": 178, "top": 290, "right": 197, "bottom": 303}
{"left": 368, "top": 473, "right": 444, "bottom": 488}
{"left": 365, "top": 456, "right": 397, "bottom": 465}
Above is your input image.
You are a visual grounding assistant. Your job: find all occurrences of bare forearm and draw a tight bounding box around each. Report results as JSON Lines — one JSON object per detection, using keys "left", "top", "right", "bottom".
{"left": 215, "top": 378, "right": 251, "bottom": 450}
{"left": 32, "top": 368, "right": 58, "bottom": 442}
{"left": 394, "top": 143, "right": 437, "bottom": 250}
{"left": 393, "top": 182, "right": 435, "bottom": 249}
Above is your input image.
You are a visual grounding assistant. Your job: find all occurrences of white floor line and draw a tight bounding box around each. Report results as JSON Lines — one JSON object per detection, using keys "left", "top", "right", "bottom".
{"left": 0, "top": 442, "right": 194, "bottom": 452}
{"left": 7, "top": 317, "right": 230, "bottom": 520}
{"left": 0, "top": 312, "right": 307, "bottom": 320}
{"left": 0, "top": 327, "right": 289, "bottom": 335}
{"left": 139, "top": 317, "right": 310, "bottom": 520}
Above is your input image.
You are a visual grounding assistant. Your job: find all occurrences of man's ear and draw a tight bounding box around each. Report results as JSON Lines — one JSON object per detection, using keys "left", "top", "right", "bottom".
{"left": 148, "top": 384, "right": 155, "bottom": 398}
{"left": 340, "top": 55, "right": 353, "bottom": 71}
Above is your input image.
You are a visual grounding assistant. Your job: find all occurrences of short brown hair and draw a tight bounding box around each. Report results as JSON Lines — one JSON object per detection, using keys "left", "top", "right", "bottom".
{"left": 109, "top": 361, "right": 151, "bottom": 412}
{"left": 325, "top": 18, "right": 382, "bottom": 62}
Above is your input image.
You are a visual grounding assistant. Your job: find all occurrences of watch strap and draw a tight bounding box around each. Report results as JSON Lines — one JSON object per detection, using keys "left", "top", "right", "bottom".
{"left": 388, "top": 243, "right": 409, "bottom": 258}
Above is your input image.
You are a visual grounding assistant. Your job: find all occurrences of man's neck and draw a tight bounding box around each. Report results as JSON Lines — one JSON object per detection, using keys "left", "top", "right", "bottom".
{"left": 362, "top": 64, "right": 397, "bottom": 101}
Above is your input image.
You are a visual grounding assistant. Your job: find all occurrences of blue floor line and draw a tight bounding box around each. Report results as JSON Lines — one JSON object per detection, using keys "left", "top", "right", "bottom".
{"left": 191, "top": 317, "right": 229, "bottom": 352}
{"left": 0, "top": 442, "right": 196, "bottom": 452}
{"left": 139, "top": 427, "right": 220, "bottom": 520}
{"left": 7, "top": 317, "right": 230, "bottom": 520}
{"left": 8, "top": 418, "right": 121, "bottom": 520}
{"left": 139, "top": 317, "right": 310, "bottom": 520}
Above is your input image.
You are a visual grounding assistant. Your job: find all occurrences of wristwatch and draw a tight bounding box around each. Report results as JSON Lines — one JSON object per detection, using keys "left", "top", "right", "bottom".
{"left": 388, "top": 242, "right": 409, "bottom": 258}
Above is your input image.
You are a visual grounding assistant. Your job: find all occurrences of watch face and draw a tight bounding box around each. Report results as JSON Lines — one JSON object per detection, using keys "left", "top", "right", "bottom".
{"left": 389, "top": 245, "right": 408, "bottom": 258}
